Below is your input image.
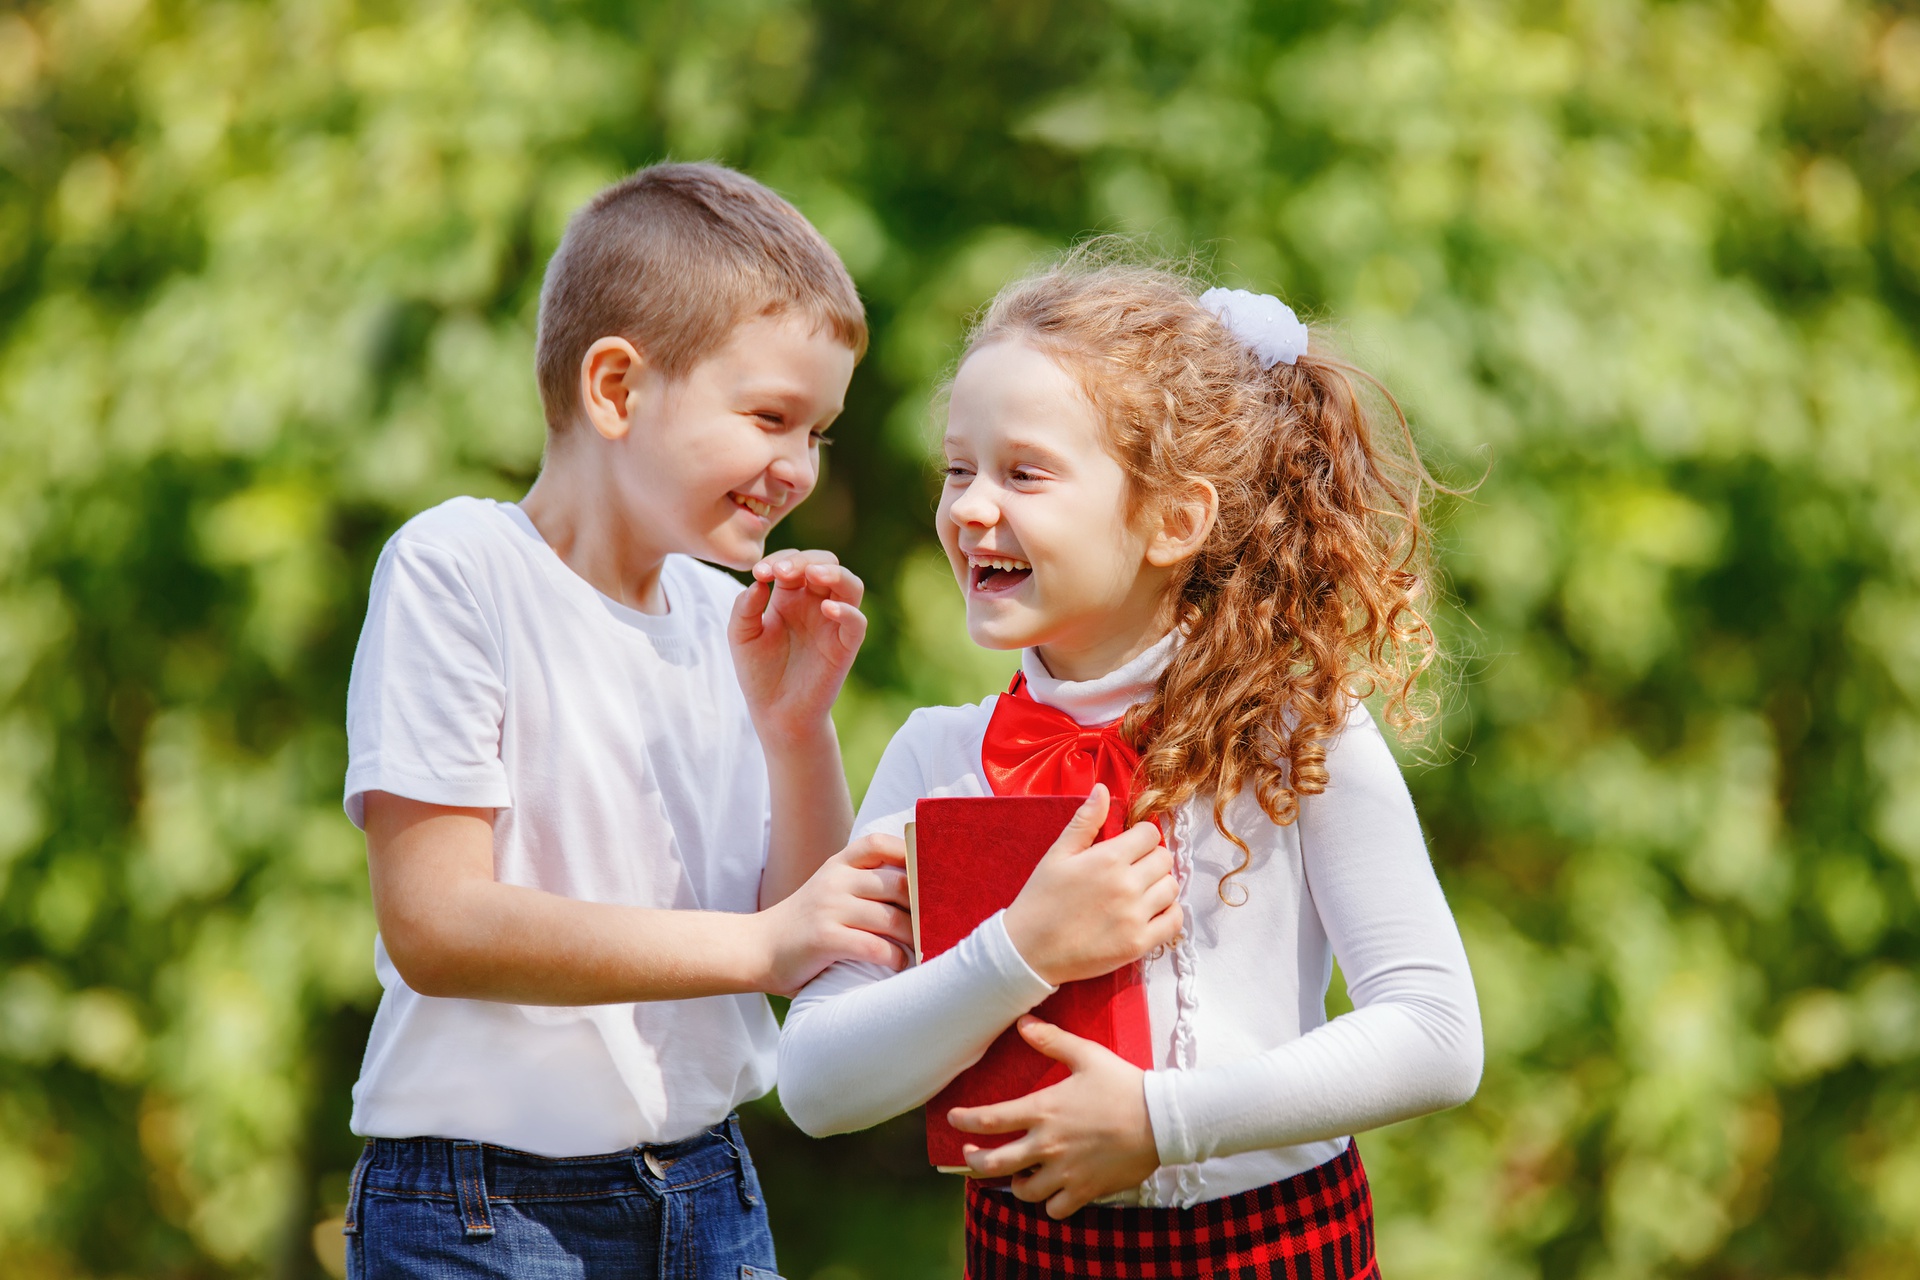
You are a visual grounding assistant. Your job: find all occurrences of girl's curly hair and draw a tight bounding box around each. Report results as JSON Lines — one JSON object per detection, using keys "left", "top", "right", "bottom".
{"left": 964, "top": 251, "right": 1438, "bottom": 902}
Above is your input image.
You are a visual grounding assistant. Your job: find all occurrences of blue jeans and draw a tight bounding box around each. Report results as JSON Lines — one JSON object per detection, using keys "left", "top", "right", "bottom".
{"left": 344, "top": 1115, "right": 782, "bottom": 1279}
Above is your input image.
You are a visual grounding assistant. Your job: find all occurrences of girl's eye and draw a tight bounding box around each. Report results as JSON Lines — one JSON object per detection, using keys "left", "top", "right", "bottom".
{"left": 811, "top": 432, "right": 835, "bottom": 447}
{"left": 944, "top": 465, "right": 974, "bottom": 479}
{"left": 1009, "top": 468, "right": 1039, "bottom": 483}
{"left": 754, "top": 412, "right": 784, "bottom": 427}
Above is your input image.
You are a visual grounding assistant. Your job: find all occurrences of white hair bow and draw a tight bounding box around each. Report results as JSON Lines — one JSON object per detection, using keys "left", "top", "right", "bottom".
{"left": 1199, "top": 287, "right": 1309, "bottom": 368}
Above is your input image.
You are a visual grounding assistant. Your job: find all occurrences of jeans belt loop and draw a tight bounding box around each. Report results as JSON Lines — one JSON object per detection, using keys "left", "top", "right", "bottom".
{"left": 451, "top": 1141, "right": 496, "bottom": 1239}
{"left": 727, "top": 1113, "right": 757, "bottom": 1207}
{"left": 341, "top": 1141, "right": 371, "bottom": 1236}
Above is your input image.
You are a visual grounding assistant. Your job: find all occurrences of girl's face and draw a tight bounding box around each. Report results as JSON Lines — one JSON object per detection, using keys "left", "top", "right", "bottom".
{"left": 939, "top": 339, "right": 1187, "bottom": 682}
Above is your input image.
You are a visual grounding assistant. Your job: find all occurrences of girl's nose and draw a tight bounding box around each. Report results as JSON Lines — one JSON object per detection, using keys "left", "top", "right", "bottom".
{"left": 947, "top": 478, "right": 999, "bottom": 527}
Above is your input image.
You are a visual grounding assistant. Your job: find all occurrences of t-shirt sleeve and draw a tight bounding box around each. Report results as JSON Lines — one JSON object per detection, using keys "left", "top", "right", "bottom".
{"left": 343, "top": 535, "right": 511, "bottom": 829}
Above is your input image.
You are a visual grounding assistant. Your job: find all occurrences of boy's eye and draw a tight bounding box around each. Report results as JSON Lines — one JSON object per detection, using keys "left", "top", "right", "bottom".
{"left": 811, "top": 431, "right": 835, "bottom": 446}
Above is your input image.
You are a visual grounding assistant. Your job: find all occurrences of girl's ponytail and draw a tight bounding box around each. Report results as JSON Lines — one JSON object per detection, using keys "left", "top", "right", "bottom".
{"left": 967, "top": 252, "right": 1439, "bottom": 902}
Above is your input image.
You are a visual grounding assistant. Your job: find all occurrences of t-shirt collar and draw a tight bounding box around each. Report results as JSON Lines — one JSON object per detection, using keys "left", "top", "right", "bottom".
{"left": 1018, "top": 631, "right": 1177, "bottom": 726}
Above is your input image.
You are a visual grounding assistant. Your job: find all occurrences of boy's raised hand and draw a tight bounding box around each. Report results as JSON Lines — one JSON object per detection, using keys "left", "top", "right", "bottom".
{"left": 753, "top": 832, "right": 914, "bottom": 996}
{"left": 1002, "top": 786, "right": 1183, "bottom": 985}
{"left": 730, "top": 550, "right": 866, "bottom": 747}
{"left": 950, "top": 1015, "right": 1160, "bottom": 1218}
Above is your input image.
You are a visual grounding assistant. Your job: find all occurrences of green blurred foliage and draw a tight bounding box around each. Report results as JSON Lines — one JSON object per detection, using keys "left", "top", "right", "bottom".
{"left": 1, "top": 0, "right": 1917, "bottom": 1275}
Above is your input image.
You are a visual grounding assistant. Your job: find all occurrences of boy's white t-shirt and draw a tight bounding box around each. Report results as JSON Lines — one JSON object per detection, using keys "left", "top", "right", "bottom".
{"left": 343, "top": 496, "right": 776, "bottom": 1157}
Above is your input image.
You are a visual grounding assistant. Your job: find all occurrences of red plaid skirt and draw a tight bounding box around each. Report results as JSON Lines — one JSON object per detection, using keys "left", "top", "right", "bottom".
{"left": 964, "top": 1142, "right": 1379, "bottom": 1279}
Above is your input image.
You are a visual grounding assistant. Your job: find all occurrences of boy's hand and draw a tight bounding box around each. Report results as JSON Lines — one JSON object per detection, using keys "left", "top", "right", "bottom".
{"left": 1002, "top": 786, "right": 1182, "bottom": 986}
{"left": 754, "top": 833, "right": 913, "bottom": 996}
{"left": 952, "top": 1016, "right": 1161, "bottom": 1218}
{"left": 730, "top": 550, "right": 866, "bottom": 749}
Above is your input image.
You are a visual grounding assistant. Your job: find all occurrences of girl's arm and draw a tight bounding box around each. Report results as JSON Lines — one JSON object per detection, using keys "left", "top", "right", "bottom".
{"left": 777, "top": 776, "right": 1179, "bottom": 1137}
{"left": 955, "top": 707, "right": 1481, "bottom": 1215}
{"left": 1142, "top": 707, "right": 1483, "bottom": 1164}
{"left": 776, "top": 911, "right": 1055, "bottom": 1135}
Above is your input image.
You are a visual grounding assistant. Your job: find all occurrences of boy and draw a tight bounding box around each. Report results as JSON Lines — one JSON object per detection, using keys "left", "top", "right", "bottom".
{"left": 340, "top": 163, "right": 908, "bottom": 1278}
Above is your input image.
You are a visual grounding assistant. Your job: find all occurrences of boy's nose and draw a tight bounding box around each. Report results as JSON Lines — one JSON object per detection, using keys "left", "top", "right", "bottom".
{"left": 766, "top": 441, "right": 816, "bottom": 493}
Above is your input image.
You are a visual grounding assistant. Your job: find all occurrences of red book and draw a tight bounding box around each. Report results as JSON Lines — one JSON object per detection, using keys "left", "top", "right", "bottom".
{"left": 906, "top": 795, "right": 1154, "bottom": 1173}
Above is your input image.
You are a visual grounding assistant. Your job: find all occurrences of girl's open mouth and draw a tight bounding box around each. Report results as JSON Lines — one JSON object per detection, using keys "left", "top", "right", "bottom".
{"left": 969, "top": 555, "right": 1032, "bottom": 594}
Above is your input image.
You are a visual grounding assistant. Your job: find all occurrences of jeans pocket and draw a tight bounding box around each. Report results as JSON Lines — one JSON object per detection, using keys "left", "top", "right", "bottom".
{"left": 739, "top": 1268, "right": 786, "bottom": 1280}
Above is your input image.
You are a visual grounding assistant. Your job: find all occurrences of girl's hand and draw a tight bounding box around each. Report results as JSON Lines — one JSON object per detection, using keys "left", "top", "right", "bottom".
{"left": 951, "top": 1016, "right": 1161, "bottom": 1218}
{"left": 1002, "top": 786, "right": 1182, "bottom": 985}
{"left": 729, "top": 550, "right": 866, "bottom": 749}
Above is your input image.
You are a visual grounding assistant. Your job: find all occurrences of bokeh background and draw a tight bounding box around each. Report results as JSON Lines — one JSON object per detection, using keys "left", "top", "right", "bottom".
{"left": 2, "top": 0, "right": 1918, "bottom": 1275}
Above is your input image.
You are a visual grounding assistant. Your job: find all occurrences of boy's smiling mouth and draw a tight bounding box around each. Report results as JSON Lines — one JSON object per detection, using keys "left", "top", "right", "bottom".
{"left": 968, "top": 554, "right": 1032, "bottom": 594}
{"left": 729, "top": 492, "right": 777, "bottom": 521}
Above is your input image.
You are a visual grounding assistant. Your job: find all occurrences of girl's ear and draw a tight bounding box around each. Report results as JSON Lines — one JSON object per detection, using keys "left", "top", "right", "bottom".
{"left": 1146, "top": 479, "right": 1218, "bottom": 567}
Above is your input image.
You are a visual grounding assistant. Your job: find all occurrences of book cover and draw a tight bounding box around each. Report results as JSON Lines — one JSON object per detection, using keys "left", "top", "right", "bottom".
{"left": 908, "top": 795, "right": 1154, "bottom": 1173}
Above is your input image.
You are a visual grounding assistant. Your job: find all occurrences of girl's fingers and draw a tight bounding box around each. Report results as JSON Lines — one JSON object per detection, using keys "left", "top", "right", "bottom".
{"left": 1118, "top": 823, "right": 1166, "bottom": 863}
{"left": 1129, "top": 847, "right": 1174, "bottom": 887}
{"left": 1018, "top": 1016, "right": 1102, "bottom": 1070}
{"left": 1044, "top": 1188, "right": 1086, "bottom": 1221}
{"left": 1048, "top": 785, "right": 1110, "bottom": 857}
{"left": 949, "top": 1099, "right": 1031, "bottom": 1136}
{"left": 1140, "top": 871, "right": 1181, "bottom": 916}
{"left": 1010, "top": 1163, "right": 1068, "bottom": 1205}
{"left": 964, "top": 1138, "right": 1039, "bottom": 1179}
{"left": 1146, "top": 902, "right": 1185, "bottom": 948}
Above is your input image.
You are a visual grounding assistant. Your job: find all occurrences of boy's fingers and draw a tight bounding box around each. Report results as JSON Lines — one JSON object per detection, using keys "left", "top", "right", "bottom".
{"left": 847, "top": 901, "right": 914, "bottom": 948}
{"left": 803, "top": 562, "right": 865, "bottom": 605}
{"left": 844, "top": 834, "right": 907, "bottom": 869}
{"left": 1049, "top": 785, "right": 1110, "bottom": 857}
{"left": 859, "top": 865, "right": 910, "bottom": 907}
{"left": 729, "top": 579, "right": 772, "bottom": 640}
{"left": 821, "top": 600, "right": 868, "bottom": 651}
{"left": 757, "top": 549, "right": 839, "bottom": 585}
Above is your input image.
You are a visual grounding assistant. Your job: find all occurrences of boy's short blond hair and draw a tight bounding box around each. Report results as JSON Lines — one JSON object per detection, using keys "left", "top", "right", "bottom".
{"left": 535, "top": 162, "right": 868, "bottom": 433}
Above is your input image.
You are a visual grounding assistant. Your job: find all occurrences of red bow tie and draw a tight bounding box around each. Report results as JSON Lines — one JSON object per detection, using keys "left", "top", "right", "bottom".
{"left": 980, "top": 672, "right": 1143, "bottom": 842}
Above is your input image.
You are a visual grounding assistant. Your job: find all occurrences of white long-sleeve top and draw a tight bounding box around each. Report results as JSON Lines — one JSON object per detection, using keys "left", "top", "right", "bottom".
{"left": 778, "top": 636, "right": 1483, "bottom": 1207}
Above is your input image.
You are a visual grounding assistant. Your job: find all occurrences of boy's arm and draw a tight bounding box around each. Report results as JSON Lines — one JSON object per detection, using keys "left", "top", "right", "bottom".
{"left": 365, "top": 791, "right": 910, "bottom": 1003}
{"left": 729, "top": 550, "right": 864, "bottom": 907}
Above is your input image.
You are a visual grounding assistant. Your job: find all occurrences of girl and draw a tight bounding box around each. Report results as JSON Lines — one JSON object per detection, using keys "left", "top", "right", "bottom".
{"left": 778, "top": 254, "right": 1483, "bottom": 1278}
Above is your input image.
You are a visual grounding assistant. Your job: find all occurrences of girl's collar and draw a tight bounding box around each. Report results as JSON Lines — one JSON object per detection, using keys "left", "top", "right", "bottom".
{"left": 1019, "top": 632, "right": 1177, "bottom": 726}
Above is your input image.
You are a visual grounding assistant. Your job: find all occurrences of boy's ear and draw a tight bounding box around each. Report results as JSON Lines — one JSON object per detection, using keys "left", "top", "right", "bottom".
{"left": 579, "top": 337, "right": 647, "bottom": 442}
{"left": 1145, "top": 479, "right": 1217, "bottom": 568}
